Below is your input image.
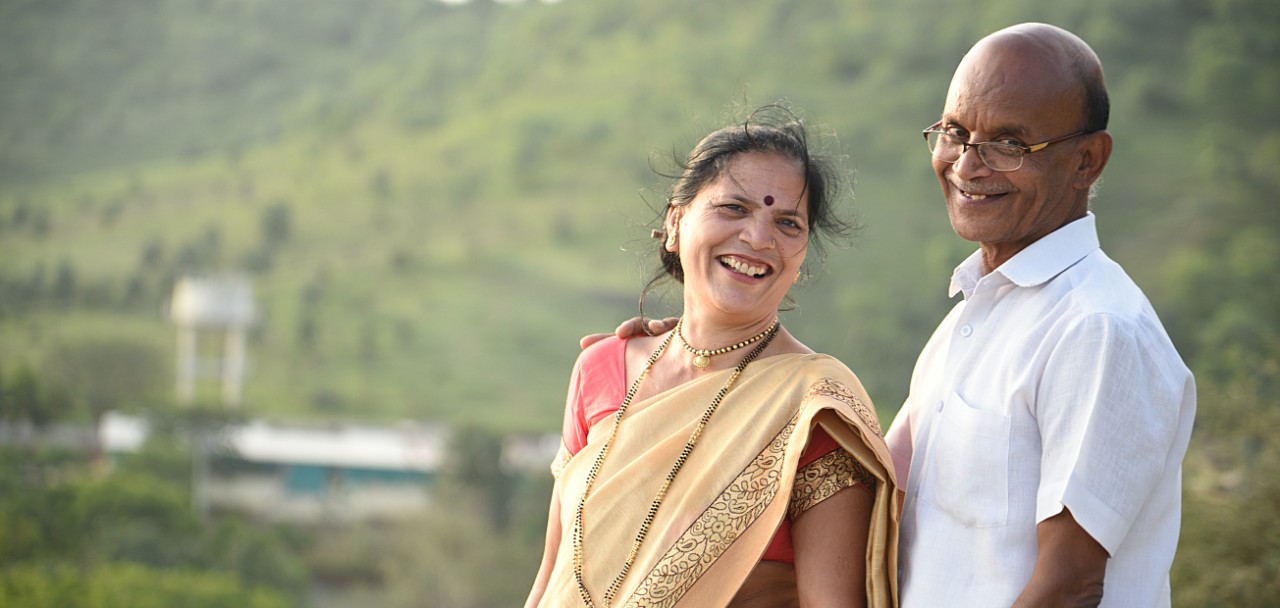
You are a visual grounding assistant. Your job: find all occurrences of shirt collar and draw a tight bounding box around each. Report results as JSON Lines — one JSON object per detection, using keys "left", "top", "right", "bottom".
{"left": 948, "top": 213, "right": 1101, "bottom": 298}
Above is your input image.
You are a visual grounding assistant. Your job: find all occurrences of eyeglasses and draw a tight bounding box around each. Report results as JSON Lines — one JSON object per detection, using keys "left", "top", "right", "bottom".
{"left": 922, "top": 121, "right": 1090, "bottom": 172}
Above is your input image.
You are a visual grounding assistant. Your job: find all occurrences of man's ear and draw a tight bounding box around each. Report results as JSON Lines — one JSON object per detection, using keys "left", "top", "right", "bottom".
{"left": 1073, "top": 130, "right": 1112, "bottom": 192}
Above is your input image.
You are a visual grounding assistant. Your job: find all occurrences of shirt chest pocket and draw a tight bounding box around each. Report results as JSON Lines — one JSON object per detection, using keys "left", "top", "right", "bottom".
{"left": 919, "top": 392, "right": 1011, "bottom": 528}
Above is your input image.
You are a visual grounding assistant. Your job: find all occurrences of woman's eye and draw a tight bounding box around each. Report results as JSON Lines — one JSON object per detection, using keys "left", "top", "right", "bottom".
{"left": 779, "top": 218, "right": 806, "bottom": 233}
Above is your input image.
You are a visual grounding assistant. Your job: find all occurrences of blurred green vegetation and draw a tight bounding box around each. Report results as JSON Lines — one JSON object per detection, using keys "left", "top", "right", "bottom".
{"left": 0, "top": 439, "right": 306, "bottom": 607}
{"left": 0, "top": 421, "right": 548, "bottom": 607}
{"left": 2, "top": 0, "right": 1277, "bottom": 605}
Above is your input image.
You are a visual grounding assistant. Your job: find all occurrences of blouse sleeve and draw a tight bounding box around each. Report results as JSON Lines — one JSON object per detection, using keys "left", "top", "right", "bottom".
{"left": 552, "top": 337, "right": 628, "bottom": 478}
{"left": 788, "top": 426, "right": 877, "bottom": 520}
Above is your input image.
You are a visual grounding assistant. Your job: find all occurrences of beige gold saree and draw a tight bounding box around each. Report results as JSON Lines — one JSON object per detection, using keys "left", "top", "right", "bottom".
{"left": 542, "top": 354, "right": 900, "bottom": 608}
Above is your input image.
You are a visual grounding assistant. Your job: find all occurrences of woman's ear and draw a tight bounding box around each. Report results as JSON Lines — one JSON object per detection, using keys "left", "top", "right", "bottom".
{"left": 664, "top": 206, "right": 682, "bottom": 252}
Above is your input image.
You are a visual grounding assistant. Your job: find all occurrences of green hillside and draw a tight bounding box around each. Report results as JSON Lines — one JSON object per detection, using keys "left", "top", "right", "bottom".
{"left": 8, "top": 0, "right": 1270, "bottom": 432}
{"left": 2, "top": 0, "right": 1279, "bottom": 602}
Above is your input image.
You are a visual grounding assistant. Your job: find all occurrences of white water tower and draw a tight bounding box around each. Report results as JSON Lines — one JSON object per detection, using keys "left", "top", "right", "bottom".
{"left": 170, "top": 274, "right": 256, "bottom": 407}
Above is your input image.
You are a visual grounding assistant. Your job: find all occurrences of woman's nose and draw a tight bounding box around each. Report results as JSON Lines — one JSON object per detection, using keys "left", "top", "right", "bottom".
{"left": 740, "top": 216, "right": 775, "bottom": 249}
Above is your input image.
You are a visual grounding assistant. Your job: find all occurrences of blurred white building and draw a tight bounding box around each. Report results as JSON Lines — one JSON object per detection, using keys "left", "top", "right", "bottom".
{"left": 104, "top": 412, "right": 445, "bottom": 523}
{"left": 101, "top": 412, "right": 559, "bottom": 524}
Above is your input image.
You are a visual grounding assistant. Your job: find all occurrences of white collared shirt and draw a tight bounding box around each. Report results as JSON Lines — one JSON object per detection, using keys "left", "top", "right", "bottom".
{"left": 885, "top": 214, "right": 1196, "bottom": 608}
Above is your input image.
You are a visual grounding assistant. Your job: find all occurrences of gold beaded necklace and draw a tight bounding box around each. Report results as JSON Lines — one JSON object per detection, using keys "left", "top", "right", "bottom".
{"left": 678, "top": 316, "right": 780, "bottom": 368}
{"left": 572, "top": 317, "right": 780, "bottom": 608}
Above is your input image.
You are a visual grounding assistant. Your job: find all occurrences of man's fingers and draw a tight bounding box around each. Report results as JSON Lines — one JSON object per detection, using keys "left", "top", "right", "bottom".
{"left": 615, "top": 316, "right": 677, "bottom": 339}
{"left": 640, "top": 316, "right": 680, "bottom": 340}
{"left": 614, "top": 317, "right": 648, "bottom": 339}
{"left": 644, "top": 317, "right": 679, "bottom": 337}
{"left": 579, "top": 317, "right": 680, "bottom": 351}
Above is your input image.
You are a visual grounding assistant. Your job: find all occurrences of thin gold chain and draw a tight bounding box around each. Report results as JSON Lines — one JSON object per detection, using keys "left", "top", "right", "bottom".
{"left": 678, "top": 317, "right": 779, "bottom": 368}
{"left": 572, "top": 319, "right": 781, "bottom": 608}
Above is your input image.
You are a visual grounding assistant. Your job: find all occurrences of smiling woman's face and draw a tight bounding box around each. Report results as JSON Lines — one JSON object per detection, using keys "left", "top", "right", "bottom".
{"left": 666, "top": 151, "right": 809, "bottom": 322}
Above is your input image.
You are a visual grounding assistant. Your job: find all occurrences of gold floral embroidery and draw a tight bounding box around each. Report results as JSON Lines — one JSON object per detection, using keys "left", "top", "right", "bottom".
{"left": 788, "top": 450, "right": 877, "bottom": 520}
{"left": 806, "top": 377, "right": 882, "bottom": 437}
{"left": 613, "top": 377, "right": 879, "bottom": 606}
{"left": 550, "top": 445, "right": 572, "bottom": 479}
{"left": 622, "top": 417, "right": 798, "bottom": 608}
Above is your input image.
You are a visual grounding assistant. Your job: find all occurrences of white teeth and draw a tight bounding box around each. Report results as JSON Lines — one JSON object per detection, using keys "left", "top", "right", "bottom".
{"left": 720, "top": 256, "right": 767, "bottom": 277}
{"left": 968, "top": 193, "right": 987, "bottom": 200}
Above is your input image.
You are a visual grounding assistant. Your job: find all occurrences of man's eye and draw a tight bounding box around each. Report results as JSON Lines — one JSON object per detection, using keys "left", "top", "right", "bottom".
{"left": 989, "top": 142, "right": 1025, "bottom": 158}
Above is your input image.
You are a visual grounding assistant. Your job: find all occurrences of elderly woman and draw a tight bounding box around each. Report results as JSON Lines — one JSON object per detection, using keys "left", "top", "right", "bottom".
{"left": 525, "top": 106, "right": 900, "bottom": 608}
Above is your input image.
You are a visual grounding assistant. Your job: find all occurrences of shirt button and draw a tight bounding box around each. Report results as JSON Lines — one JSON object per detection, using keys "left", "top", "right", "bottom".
{"left": 960, "top": 324, "right": 973, "bottom": 337}
{"left": 936, "top": 400, "right": 944, "bottom": 412}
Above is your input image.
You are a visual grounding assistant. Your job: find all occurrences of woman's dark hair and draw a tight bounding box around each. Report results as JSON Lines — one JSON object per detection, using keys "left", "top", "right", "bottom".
{"left": 641, "top": 104, "right": 854, "bottom": 316}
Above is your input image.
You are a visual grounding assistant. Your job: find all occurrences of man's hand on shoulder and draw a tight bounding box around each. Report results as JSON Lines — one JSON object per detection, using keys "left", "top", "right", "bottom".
{"left": 579, "top": 317, "right": 678, "bottom": 349}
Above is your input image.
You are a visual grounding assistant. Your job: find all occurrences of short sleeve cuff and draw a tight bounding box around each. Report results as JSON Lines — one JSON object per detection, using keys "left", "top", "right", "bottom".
{"left": 1037, "top": 475, "right": 1128, "bottom": 556}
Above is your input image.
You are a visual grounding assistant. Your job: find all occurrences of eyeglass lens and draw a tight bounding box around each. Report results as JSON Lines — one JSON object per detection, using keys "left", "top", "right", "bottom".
{"left": 927, "top": 132, "right": 1023, "bottom": 171}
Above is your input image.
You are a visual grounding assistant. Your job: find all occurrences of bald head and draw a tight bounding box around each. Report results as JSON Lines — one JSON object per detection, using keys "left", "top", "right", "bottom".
{"left": 957, "top": 23, "right": 1109, "bottom": 133}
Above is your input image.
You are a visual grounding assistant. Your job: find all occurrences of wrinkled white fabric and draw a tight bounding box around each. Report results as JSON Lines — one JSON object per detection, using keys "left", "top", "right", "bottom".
{"left": 886, "top": 214, "right": 1196, "bottom": 608}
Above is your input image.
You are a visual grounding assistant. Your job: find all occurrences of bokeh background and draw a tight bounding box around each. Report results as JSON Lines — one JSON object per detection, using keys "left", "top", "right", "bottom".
{"left": 1, "top": 0, "right": 1277, "bottom": 606}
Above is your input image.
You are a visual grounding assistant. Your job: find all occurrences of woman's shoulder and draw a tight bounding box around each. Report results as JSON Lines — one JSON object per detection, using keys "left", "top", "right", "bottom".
{"left": 778, "top": 353, "right": 873, "bottom": 403}
{"left": 575, "top": 335, "right": 628, "bottom": 369}
{"left": 757, "top": 353, "right": 885, "bottom": 442}
{"left": 572, "top": 335, "right": 630, "bottom": 405}
{"left": 778, "top": 352, "right": 862, "bottom": 382}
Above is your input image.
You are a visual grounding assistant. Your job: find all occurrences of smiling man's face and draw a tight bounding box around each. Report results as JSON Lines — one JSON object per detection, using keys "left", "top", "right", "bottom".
{"left": 934, "top": 33, "right": 1092, "bottom": 270}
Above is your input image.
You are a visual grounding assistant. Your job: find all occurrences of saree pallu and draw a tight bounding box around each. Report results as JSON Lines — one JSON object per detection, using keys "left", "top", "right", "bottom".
{"left": 541, "top": 354, "right": 901, "bottom": 608}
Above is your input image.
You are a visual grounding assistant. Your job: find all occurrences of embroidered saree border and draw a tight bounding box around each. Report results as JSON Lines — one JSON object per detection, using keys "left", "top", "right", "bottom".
{"left": 622, "top": 375, "right": 884, "bottom": 607}
{"left": 542, "top": 359, "right": 899, "bottom": 608}
{"left": 623, "top": 417, "right": 799, "bottom": 607}
{"left": 808, "top": 377, "right": 882, "bottom": 437}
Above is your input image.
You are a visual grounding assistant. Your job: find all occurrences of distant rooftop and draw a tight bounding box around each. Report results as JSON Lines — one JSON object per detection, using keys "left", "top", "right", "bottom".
{"left": 170, "top": 274, "right": 256, "bottom": 328}
{"left": 103, "top": 412, "right": 446, "bottom": 472}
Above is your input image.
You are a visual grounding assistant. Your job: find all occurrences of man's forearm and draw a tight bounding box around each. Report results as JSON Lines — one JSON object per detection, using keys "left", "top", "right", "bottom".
{"left": 1010, "top": 508, "right": 1108, "bottom": 608}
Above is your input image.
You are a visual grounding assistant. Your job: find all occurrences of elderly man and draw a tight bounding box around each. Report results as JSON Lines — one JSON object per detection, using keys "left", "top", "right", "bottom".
{"left": 589, "top": 22, "right": 1195, "bottom": 608}
{"left": 886, "top": 23, "right": 1195, "bottom": 607}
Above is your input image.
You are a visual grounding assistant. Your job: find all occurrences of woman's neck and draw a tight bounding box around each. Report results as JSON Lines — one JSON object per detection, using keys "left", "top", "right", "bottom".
{"left": 677, "top": 309, "right": 779, "bottom": 354}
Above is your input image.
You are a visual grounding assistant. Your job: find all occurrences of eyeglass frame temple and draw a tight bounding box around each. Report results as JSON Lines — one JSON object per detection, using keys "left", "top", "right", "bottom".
{"left": 922, "top": 120, "right": 1092, "bottom": 156}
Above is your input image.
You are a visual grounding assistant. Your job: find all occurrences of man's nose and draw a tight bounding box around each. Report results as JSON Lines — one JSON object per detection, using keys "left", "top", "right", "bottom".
{"left": 952, "top": 143, "right": 993, "bottom": 179}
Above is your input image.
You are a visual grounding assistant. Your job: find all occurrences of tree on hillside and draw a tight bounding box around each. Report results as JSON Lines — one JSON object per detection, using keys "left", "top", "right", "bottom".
{"left": 42, "top": 337, "right": 170, "bottom": 458}
{"left": 0, "top": 364, "right": 73, "bottom": 436}
{"left": 442, "top": 425, "right": 514, "bottom": 532}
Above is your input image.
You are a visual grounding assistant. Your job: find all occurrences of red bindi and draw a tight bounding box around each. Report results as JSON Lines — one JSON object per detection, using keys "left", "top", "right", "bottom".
{"left": 764, "top": 195, "right": 774, "bottom": 206}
